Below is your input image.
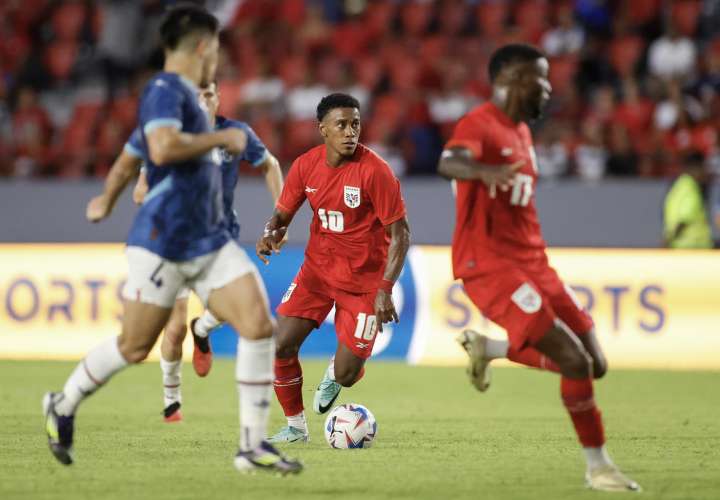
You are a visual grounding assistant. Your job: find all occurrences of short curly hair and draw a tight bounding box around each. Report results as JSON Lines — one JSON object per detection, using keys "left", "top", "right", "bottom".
{"left": 316, "top": 93, "right": 360, "bottom": 122}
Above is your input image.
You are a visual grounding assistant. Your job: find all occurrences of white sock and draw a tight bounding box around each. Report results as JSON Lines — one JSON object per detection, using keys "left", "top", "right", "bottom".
{"left": 485, "top": 337, "right": 509, "bottom": 360}
{"left": 327, "top": 357, "right": 336, "bottom": 380}
{"left": 583, "top": 446, "right": 614, "bottom": 470}
{"left": 236, "top": 336, "right": 274, "bottom": 451}
{"left": 194, "top": 310, "right": 221, "bottom": 338}
{"left": 287, "top": 411, "right": 307, "bottom": 433}
{"left": 160, "top": 357, "right": 182, "bottom": 408}
{"left": 55, "top": 336, "right": 128, "bottom": 416}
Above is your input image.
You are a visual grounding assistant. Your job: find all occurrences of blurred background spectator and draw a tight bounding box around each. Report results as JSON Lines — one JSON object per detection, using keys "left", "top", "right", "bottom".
{"left": 0, "top": 0, "right": 717, "bottom": 182}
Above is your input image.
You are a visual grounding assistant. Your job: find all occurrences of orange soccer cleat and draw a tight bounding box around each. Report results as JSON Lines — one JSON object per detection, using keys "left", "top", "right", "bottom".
{"left": 190, "top": 318, "right": 213, "bottom": 377}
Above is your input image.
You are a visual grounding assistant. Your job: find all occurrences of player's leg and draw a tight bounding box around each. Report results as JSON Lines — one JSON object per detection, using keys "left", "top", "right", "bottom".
{"left": 194, "top": 242, "right": 301, "bottom": 474}
{"left": 458, "top": 273, "right": 559, "bottom": 392}
{"left": 43, "top": 246, "right": 179, "bottom": 465}
{"left": 268, "top": 315, "right": 316, "bottom": 442}
{"left": 313, "top": 290, "right": 374, "bottom": 414}
{"left": 269, "top": 272, "right": 334, "bottom": 442}
{"left": 189, "top": 307, "right": 220, "bottom": 377}
{"left": 159, "top": 294, "right": 188, "bottom": 422}
{"left": 532, "top": 265, "right": 607, "bottom": 378}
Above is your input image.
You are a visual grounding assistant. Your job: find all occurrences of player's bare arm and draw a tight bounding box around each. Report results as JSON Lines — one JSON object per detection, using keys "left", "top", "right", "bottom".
{"left": 438, "top": 147, "right": 523, "bottom": 189}
{"left": 132, "top": 168, "right": 149, "bottom": 205}
{"left": 375, "top": 217, "right": 411, "bottom": 331}
{"left": 258, "top": 154, "right": 288, "bottom": 248}
{"left": 146, "top": 126, "right": 247, "bottom": 165}
{"left": 256, "top": 208, "right": 293, "bottom": 264}
{"left": 86, "top": 150, "right": 142, "bottom": 222}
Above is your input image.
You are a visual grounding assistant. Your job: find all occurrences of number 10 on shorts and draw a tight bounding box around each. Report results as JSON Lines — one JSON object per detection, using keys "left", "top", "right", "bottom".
{"left": 354, "top": 313, "right": 377, "bottom": 341}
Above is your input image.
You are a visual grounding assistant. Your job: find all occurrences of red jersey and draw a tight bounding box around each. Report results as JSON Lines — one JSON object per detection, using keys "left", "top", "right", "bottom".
{"left": 277, "top": 143, "right": 406, "bottom": 292}
{"left": 445, "top": 102, "right": 547, "bottom": 279}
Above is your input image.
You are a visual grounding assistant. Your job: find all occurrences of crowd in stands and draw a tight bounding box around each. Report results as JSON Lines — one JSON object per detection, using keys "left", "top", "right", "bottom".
{"left": 1, "top": 0, "right": 719, "bottom": 180}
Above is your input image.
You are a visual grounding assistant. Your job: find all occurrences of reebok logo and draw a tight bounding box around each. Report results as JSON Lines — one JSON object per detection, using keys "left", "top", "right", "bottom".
{"left": 305, "top": 186, "right": 318, "bottom": 193}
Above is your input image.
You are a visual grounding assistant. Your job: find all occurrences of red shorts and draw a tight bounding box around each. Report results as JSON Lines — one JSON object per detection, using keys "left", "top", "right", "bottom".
{"left": 462, "top": 259, "right": 593, "bottom": 351}
{"left": 276, "top": 265, "right": 378, "bottom": 359}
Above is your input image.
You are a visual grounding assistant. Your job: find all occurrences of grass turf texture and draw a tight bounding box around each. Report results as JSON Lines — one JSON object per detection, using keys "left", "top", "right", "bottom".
{"left": 1, "top": 360, "right": 718, "bottom": 500}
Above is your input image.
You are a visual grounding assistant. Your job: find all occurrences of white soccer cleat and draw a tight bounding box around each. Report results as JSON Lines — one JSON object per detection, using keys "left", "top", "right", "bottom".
{"left": 586, "top": 465, "right": 642, "bottom": 492}
{"left": 456, "top": 329, "right": 492, "bottom": 392}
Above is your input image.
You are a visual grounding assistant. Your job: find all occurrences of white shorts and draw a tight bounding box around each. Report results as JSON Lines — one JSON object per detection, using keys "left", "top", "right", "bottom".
{"left": 122, "top": 241, "right": 259, "bottom": 308}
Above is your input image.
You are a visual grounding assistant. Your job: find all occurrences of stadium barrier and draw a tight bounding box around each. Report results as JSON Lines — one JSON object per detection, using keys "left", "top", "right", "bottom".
{"left": 0, "top": 244, "right": 717, "bottom": 370}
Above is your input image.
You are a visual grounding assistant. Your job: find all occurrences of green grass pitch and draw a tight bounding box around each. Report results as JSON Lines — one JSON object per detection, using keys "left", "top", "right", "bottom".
{"left": 1, "top": 360, "right": 718, "bottom": 500}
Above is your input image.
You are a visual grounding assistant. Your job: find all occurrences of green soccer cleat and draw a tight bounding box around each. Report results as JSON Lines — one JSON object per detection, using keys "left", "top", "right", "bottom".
{"left": 267, "top": 425, "right": 309, "bottom": 444}
{"left": 42, "top": 392, "right": 75, "bottom": 465}
{"left": 456, "top": 329, "right": 492, "bottom": 392}
{"left": 234, "top": 441, "right": 303, "bottom": 475}
{"left": 313, "top": 367, "right": 341, "bottom": 414}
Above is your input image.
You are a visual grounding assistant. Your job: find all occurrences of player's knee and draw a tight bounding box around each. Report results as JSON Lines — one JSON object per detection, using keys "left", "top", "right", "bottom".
{"left": 275, "top": 336, "right": 300, "bottom": 359}
{"left": 165, "top": 322, "right": 187, "bottom": 346}
{"left": 117, "top": 338, "right": 153, "bottom": 364}
{"left": 593, "top": 357, "right": 608, "bottom": 379}
{"left": 562, "top": 350, "right": 593, "bottom": 379}
{"left": 334, "top": 365, "right": 361, "bottom": 387}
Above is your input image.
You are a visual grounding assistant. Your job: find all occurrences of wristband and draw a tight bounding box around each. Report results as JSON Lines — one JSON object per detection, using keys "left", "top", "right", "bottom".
{"left": 379, "top": 279, "right": 395, "bottom": 294}
{"left": 263, "top": 222, "right": 272, "bottom": 238}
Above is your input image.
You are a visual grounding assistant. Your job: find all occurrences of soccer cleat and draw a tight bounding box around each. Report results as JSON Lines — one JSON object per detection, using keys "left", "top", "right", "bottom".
{"left": 586, "top": 465, "right": 642, "bottom": 492}
{"left": 456, "top": 329, "right": 492, "bottom": 392}
{"left": 234, "top": 441, "right": 303, "bottom": 475}
{"left": 267, "top": 426, "right": 309, "bottom": 444}
{"left": 190, "top": 318, "right": 213, "bottom": 377}
{"left": 313, "top": 368, "right": 341, "bottom": 414}
{"left": 42, "top": 392, "right": 75, "bottom": 465}
{"left": 163, "top": 401, "right": 183, "bottom": 423}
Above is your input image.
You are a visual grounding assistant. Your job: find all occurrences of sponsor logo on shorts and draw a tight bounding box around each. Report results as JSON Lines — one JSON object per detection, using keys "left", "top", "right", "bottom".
{"left": 511, "top": 283, "right": 542, "bottom": 314}
{"left": 344, "top": 186, "right": 361, "bottom": 208}
{"left": 355, "top": 342, "right": 370, "bottom": 349}
{"left": 281, "top": 283, "right": 297, "bottom": 303}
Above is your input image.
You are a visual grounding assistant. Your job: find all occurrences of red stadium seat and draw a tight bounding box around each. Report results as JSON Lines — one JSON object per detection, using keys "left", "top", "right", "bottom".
{"left": 108, "top": 96, "right": 138, "bottom": 131}
{"left": 400, "top": 2, "right": 433, "bottom": 36}
{"left": 217, "top": 79, "right": 243, "bottom": 117}
{"left": 331, "top": 21, "right": 370, "bottom": 59}
{"left": 548, "top": 56, "right": 578, "bottom": 95}
{"left": 439, "top": 1, "right": 468, "bottom": 35}
{"left": 671, "top": 0, "right": 701, "bottom": 36}
{"left": 276, "top": 55, "right": 308, "bottom": 88}
{"left": 370, "top": 94, "right": 406, "bottom": 130}
{"left": 515, "top": 0, "right": 548, "bottom": 44}
{"left": 626, "top": 0, "right": 661, "bottom": 26}
{"left": 43, "top": 41, "right": 78, "bottom": 80}
{"left": 354, "top": 55, "right": 383, "bottom": 90}
{"left": 477, "top": 2, "right": 508, "bottom": 38}
{"left": 609, "top": 36, "right": 645, "bottom": 77}
{"left": 51, "top": 2, "right": 87, "bottom": 41}
{"left": 364, "top": 2, "right": 398, "bottom": 38}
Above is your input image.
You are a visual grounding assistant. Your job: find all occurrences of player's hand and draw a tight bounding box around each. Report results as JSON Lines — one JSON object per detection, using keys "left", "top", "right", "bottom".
{"left": 479, "top": 160, "right": 524, "bottom": 191}
{"left": 86, "top": 195, "right": 111, "bottom": 223}
{"left": 255, "top": 226, "right": 287, "bottom": 264}
{"left": 374, "top": 289, "right": 399, "bottom": 333}
{"left": 220, "top": 128, "right": 248, "bottom": 156}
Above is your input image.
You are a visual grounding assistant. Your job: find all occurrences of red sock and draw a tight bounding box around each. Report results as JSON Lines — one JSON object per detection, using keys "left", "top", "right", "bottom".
{"left": 507, "top": 346, "right": 560, "bottom": 373}
{"left": 274, "top": 356, "right": 304, "bottom": 417}
{"left": 561, "top": 377, "right": 605, "bottom": 447}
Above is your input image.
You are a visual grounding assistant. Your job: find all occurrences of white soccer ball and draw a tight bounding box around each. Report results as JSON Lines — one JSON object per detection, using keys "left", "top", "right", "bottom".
{"left": 324, "top": 403, "right": 377, "bottom": 449}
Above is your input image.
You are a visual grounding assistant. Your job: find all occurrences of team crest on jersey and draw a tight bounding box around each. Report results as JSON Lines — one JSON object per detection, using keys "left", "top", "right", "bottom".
{"left": 511, "top": 283, "right": 542, "bottom": 314}
{"left": 344, "top": 186, "right": 361, "bottom": 208}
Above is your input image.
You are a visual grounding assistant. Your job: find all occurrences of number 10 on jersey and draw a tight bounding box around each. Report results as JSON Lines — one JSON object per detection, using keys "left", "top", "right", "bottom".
{"left": 318, "top": 208, "right": 344, "bottom": 232}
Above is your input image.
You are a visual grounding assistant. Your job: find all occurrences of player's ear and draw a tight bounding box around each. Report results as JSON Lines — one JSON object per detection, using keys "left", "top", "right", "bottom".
{"left": 319, "top": 122, "right": 328, "bottom": 138}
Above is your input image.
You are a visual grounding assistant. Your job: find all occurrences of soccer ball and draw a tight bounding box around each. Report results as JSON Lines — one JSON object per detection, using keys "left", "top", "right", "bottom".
{"left": 324, "top": 403, "right": 377, "bottom": 449}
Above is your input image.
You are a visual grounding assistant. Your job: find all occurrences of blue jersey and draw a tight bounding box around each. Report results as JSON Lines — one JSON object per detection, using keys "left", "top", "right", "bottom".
{"left": 126, "top": 72, "right": 229, "bottom": 261}
{"left": 215, "top": 115, "right": 268, "bottom": 240}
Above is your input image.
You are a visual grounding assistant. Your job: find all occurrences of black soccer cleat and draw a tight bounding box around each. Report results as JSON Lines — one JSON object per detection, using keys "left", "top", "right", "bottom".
{"left": 42, "top": 392, "right": 75, "bottom": 465}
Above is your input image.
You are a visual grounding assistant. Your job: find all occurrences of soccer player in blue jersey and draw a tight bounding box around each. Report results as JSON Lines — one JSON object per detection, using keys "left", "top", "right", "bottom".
{"left": 46, "top": 4, "right": 301, "bottom": 474}
{"left": 85, "top": 82, "right": 285, "bottom": 423}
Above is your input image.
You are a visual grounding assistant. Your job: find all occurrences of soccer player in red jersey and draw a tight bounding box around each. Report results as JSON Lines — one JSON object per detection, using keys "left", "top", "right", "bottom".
{"left": 256, "top": 93, "right": 411, "bottom": 443}
{"left": 439, "top": 44, "right": 640, "bottom": 492}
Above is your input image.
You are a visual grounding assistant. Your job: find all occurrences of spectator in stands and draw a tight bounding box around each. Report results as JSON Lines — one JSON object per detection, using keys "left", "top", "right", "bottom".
{"left": 574, "top": 119, "right": 608, "bottom": 181}
{"left": 664, "top": 150, "right": 714, "bottom": 248}
{"left": 606, "top": 125, "right": 638, "bottom": 176}
{"left": 11, "top": 86, "right": 51, "bottom": 177}
{"left": 535, "top": 125, "right": 570, "bottom": 179}
{"left": 648, "top": 20, "right": 698, "bottom": 81}
{"left": 541, "top": 2, "right": 585, "bottom": 56}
